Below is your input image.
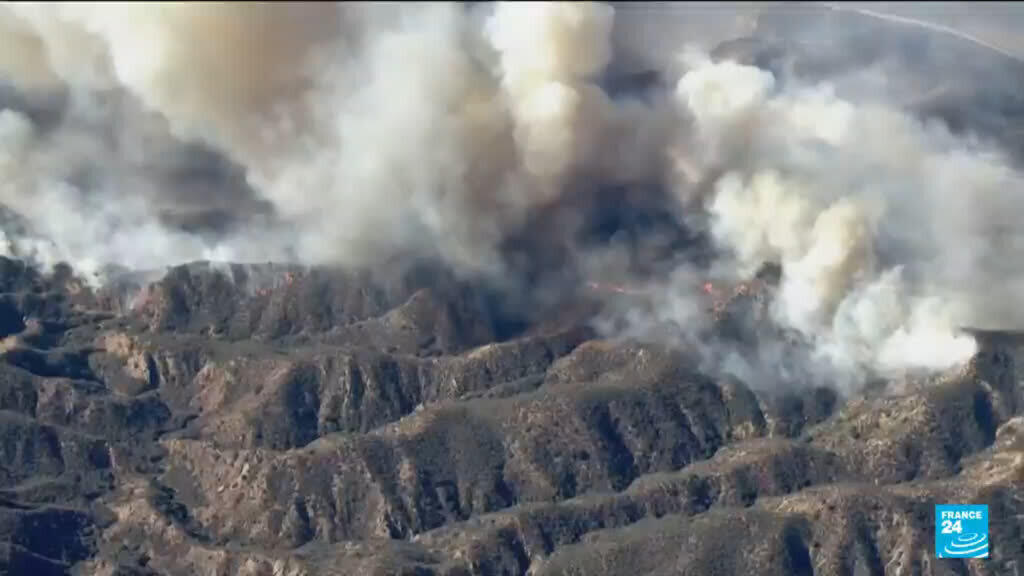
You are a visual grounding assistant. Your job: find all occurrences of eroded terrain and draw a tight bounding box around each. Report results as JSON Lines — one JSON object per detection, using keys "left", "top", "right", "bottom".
{"left": 0, "top": 259, "right": 1017, "bottom": 576}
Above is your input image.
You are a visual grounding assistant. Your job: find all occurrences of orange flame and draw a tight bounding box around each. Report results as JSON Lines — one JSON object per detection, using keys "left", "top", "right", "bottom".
{"left": 586, "top": 278, "right": 765, "bottom": 306}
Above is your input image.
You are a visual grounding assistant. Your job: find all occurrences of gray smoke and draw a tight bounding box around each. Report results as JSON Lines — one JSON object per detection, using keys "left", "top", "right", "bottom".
{"left": 1, "top": 1, "right": 1023, "bottom": 393}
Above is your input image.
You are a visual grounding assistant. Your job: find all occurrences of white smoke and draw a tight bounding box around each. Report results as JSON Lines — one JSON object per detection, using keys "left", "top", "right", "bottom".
{"left": 0, "top": 1, "right": 1022, "bottom": 389}
{"left": 0, "top": 101, "right": 247, "bottom": 282}
{"left": 0, "top": 2, "right": 625, "bottom": 277}
{"left": 659, "top": 53, "right": 1022, "bottom": 386}
{"left": 485, "top": 2, "right": 614, "bottom": 188}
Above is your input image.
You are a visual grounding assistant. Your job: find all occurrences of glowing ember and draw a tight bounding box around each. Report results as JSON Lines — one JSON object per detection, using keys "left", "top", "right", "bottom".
{"left": 585, "top": 276, "right": 770, "bottom": 323}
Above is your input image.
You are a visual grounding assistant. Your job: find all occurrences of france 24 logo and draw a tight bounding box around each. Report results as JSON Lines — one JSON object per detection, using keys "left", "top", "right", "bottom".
{"left": 936, "top": 504, "right": 989, "bottom": 559}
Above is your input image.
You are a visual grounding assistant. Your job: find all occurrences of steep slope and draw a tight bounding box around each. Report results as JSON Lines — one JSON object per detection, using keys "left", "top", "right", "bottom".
{"left": 0, "top": 257, "right": 1016, "bottom": 576}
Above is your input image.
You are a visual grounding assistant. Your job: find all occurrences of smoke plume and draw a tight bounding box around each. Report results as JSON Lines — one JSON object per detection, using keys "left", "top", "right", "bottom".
{"left": 1, "top": 1, "right": 1023, "bottom": 393}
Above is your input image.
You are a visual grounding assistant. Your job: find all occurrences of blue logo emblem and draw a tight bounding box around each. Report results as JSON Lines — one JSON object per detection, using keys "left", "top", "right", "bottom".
{"left": 936, "top": 504, "right": 989, "bottom": 558}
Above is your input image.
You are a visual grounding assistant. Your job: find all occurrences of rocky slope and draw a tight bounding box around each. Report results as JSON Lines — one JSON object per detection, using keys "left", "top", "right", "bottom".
{"left": 0, "top": 258, "right": 1018, "bottom": 576}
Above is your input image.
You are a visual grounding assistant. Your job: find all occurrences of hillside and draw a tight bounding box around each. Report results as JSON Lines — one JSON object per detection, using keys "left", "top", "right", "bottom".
{"left": 0, "top": 259, "right": 1017, "bottom": 576}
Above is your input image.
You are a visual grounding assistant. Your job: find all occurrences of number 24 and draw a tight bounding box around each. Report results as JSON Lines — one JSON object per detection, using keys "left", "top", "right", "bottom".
{"left": 942, "top": 519, "right": 963, "bottom": 534}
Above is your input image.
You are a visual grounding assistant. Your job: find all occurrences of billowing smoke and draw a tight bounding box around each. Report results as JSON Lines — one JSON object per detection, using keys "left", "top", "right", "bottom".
{"left": 660, "top": 53, "right": 988, "bottom": 387}
{"left": 1, "top": 1, "right": 1024, "bottom": 393}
